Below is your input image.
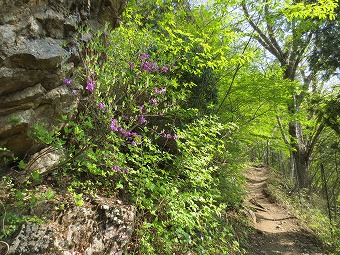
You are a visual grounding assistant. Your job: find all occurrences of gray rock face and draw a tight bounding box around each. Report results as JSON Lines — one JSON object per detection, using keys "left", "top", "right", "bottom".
{"left": 0, "top": 0, "right": 127, "bottom": 158}
{"left": 0, "top": 1, "right": 133, "bottom": 254}
{"left": 8, "top": 197, "right": 135, "bottom": 255}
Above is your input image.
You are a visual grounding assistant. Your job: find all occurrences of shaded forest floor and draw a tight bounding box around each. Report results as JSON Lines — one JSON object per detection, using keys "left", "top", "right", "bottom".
{"left": 245, "top": 167, "right": 327, "bottom": 255}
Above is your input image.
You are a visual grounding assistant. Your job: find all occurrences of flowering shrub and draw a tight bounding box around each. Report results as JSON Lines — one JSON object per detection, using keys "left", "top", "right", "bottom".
{"left": 28, "top": 24, "right": 245, "bottom": 254}
{"left": 56, "top": 25, "right": 186, "bottom": 179}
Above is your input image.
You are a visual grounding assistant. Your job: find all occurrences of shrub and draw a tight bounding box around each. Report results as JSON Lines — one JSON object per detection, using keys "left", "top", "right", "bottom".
{"left": 26, "top": 24, "right": 246, "bottom": 254}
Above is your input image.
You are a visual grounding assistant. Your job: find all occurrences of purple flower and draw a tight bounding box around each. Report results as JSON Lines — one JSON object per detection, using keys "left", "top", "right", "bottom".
{"left": 72, "top": 89, "right": 78, "bottom": 95}
{"left": 149, "top": 62, "right": 159, "bottom": 72}
{"left": 165, "top": 134, "right": 172, "bottom": 139}
{"left": 129, "top": 62, "right": 135, "bottom": 68}
{"left": 113, "top": 166, "right": 121, "bottom": 172}
{"left": 119, "top": 127, "right": 126, "bottom": 134}
{"left": 110, "top": 125, "right": 118, "bottom": 131}
{"left": 110, "top": 119, "right": 118, "bottom": 131}
{"left": 140, "top": 116, "right": 147, "bottom": 124}
{"left": 140, "top": 60, "right": 160, "bottom": 72}
{"left": 142, "top": 62, "right": 151, "bottom": 72}
{"left": 124, "top": 167, "right": 129, "bottom": 173}
{"left": 97, "top": 103, "right": 106, "bottom": 109}
{"left": 141, "top": 53, "right": 149, "bottom": 60}
{"left": 154, "top": 87, "right": 166, "bottom": 94}
{"left": 162, "top": 66, "right": 169, "bottom": 72}
{"left": 86, "top": 78, "right": 95, "bottom": 92}
{"left": 151, "top": 98, "right": 158, "bottom": 104}
{"left": 131, "top": 135, "right": 142, "bottom": 146}
{"left": 174, "top": 134, "right": 179, "bottom": 140}
{"left": 64, "top": 78, "right": 72, "bottom": 84}
{"left": 139, "top": 105, "right": 145, "bottom": 112}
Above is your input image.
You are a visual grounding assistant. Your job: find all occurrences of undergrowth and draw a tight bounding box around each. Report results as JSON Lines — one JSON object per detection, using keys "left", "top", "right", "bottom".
{"left": 266, "top": 168, "right": 340, "bottom": 254}
{"left": 0, "top": 24, "right": 248, "bottom": 254}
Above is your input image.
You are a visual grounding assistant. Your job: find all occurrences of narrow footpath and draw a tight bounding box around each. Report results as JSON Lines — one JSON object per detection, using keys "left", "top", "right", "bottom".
{"left": 245, "top": 167, "right": 326, "bottom": 255}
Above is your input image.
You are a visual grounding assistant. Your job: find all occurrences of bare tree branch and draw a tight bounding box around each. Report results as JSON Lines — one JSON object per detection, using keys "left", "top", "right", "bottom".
{"left": 308, "top": 121, "right": 325, "bottom": 157}
{"left": 276, "top": 115, "right": 290, "bottom": 145}
{"left": 241, "top": 1, "right": 282, "bottom": 60}
{"left": 264, "top": 1, "right": 285, "bottom": 62}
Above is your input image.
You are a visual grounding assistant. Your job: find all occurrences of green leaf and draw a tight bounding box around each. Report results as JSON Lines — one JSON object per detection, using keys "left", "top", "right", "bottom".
{"left": 31, "top": 170, "right": 40, "bottom": 181}
{"left": 45, "top": 189, "right": 55, "bottom": 200}
{"left": 18, "top": 160, "right": 26, "bottom": 170}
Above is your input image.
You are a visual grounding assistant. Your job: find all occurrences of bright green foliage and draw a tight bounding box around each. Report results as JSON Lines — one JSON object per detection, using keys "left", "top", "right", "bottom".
{"left": 1, "top": 0, "right": 339, "bottom": 253}
{"left": 126, "top": 116, "right": 244, "bottom": 254}
{"left": 212, "top": 0, "right": 339, "bottom": 248}
{"left": 283, "top": 0, "right": 340, "bottom": 78}
{"left": 216, "top": 56, "right": 295, "bottom": 157}
{"left": 1, "top": 2, "right": 249, "bottom": 251}
{"left": 283, "top": 0, "right": 338, "bottom": 20}
{"left": 7, "top": 21, "right": 246, "bottom": 253}
{"left": 52, "top": 24, "right": 186, "bottom": 181}
{"left": 126, "top": 1, "right": 237, "bottom": 114}
{"left": 73, "top": 24, "right": 245, "bottom": 254}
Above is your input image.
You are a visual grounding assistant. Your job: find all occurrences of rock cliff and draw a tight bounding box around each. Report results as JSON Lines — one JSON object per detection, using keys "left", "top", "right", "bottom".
{"left": 0, "top": 1, "right": 135, "bottom": 254}
{"left": 0, "top": 0, "right": 126, "bottom": 158}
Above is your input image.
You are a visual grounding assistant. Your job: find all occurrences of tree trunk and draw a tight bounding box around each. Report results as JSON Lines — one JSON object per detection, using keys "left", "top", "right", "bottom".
{"left": 288, "top": 121, "right": 311, "bottom": 188}
{"left": 291, "top": 149, "right": 310, "bottom": 188}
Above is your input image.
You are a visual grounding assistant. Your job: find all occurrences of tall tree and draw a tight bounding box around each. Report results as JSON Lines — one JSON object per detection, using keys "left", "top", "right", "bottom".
{"left": 238, "top": 0, "right": 331, "bottom": 188}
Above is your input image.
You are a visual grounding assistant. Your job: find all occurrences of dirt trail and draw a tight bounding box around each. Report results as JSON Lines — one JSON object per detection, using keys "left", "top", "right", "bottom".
{"left": 245, "top": 167, "right": 326, "bottom": 255}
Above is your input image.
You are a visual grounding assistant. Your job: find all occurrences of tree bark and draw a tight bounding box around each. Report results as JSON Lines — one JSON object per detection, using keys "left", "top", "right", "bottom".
{"left": 288, "top": 120, "right": 311, "bottom": 188}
